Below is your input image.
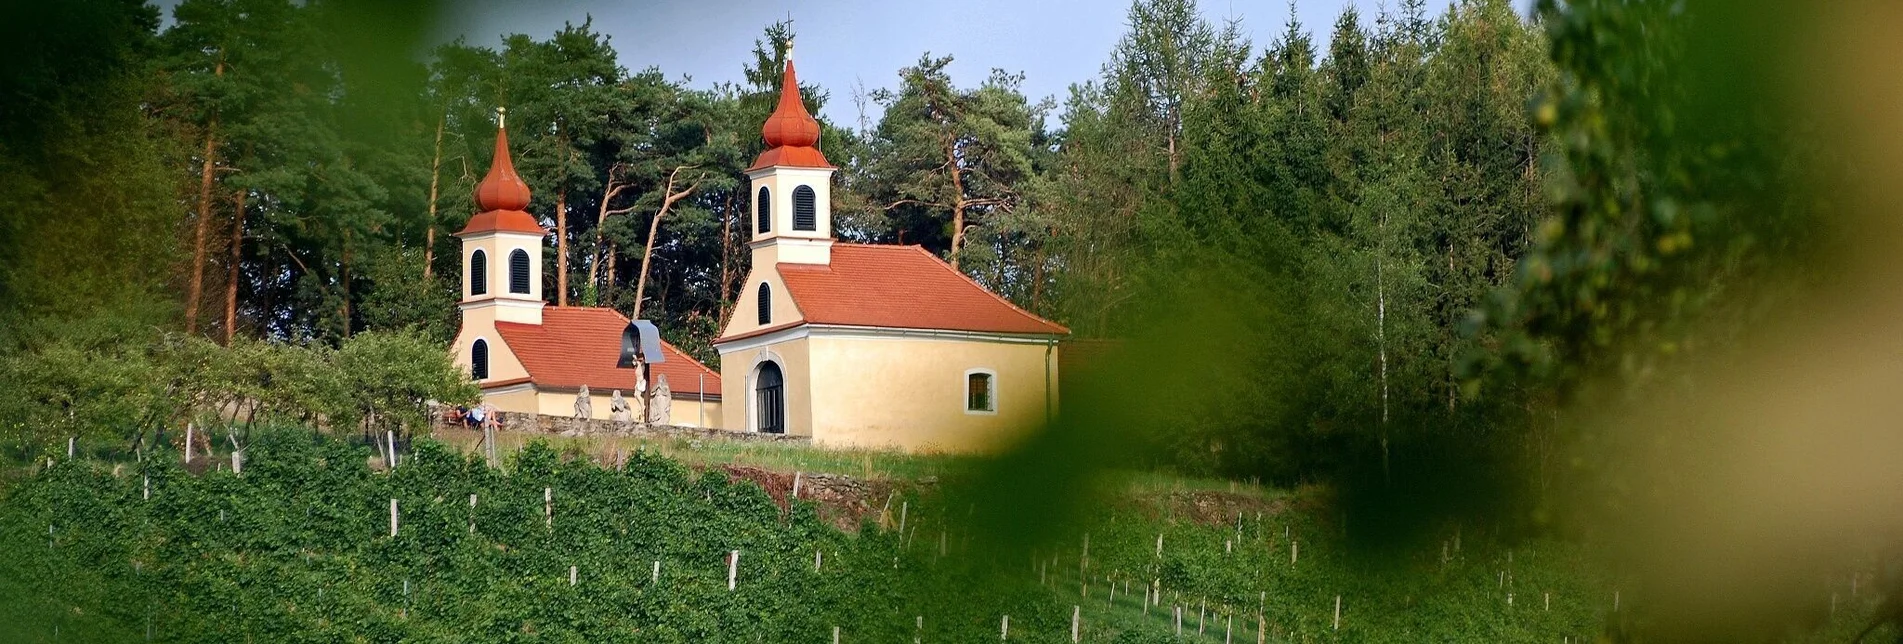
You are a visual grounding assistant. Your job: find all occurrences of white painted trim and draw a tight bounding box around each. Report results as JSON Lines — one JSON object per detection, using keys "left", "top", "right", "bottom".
{"left": 455, "top": 230, "right": 548, "bottom": 243}
{"left": 480, "top": 382, "right": 535, "bottom": 397}
{"left": 459, "top": 297, "right": 544, "bottom": 311}
{"left": 747, "top": 351, "right": 786, "bottom": 435}
{"left": 964, "top": 367, "right": 999, "bottom": 415}
{"left": 506, "top": 247, "right": 534, "bottom": 295}
{"left": 467, "top": 248, "right": 490, "bottom": 297}
{"left": 746, "top": 236, "right": 836, "bottom": 251}
{"left": 715, "top": 323, "right": 1060, "bottom": 353}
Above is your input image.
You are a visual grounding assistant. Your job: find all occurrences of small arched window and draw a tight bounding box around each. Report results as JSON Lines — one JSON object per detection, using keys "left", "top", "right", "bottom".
{"left": 469, "top": 249, "right": 488, "bottom": 296}
{"left": 471, "top": 339, "right": 490, "bottom": 380}
{"left": 756, "top": 186, "right": 772, "bottom": 234}
{"left": 508, "top": 249, "right": 531, "bottom": 294}
{"left": 757, "top": 283, "right": 772, "bottom": 325}
{"left": 792, "top": 185, "right": 817, "bottom": 231}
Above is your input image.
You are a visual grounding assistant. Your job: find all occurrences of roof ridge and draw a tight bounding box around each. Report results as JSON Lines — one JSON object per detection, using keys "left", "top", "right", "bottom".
{"left": 903, "top": 245, "right": 1070, "bottom": 335}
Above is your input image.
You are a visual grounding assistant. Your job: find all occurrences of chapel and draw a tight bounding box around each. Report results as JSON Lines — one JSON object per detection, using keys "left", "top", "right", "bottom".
{"left": 450, "top": 115, "right": 723, "bottom": 426}
{"left": 715, "top": 53, "right": 1069, "bottom": 451}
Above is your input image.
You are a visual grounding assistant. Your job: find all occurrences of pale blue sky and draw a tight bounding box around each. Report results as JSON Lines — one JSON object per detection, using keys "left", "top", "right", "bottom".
{"left": 156, "top": 0, "right": 1530, "bottom": 126}
{"left": 431, "top": 0, "right": 1378, "bottom": 125}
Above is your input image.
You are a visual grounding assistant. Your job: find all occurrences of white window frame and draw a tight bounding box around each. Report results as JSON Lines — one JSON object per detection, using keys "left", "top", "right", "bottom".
{"left": 964, "top": 368, "right": 998, "bottom": 415}
{"left": 508, "top": 247, "right": 532, "bottom": 294}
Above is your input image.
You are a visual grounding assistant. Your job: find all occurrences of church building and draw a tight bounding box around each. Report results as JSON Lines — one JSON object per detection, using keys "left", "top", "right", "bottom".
{"left": 451, "top": 116, "right": 723, "bottom": 426}
{"left": 715, "top": 54, "right": 1069, "bottom": 451}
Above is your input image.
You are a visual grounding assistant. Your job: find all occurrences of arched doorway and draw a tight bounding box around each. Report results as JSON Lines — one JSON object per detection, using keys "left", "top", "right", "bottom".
{"left": 754, "top": 362, "right": 784, "bottom": 434}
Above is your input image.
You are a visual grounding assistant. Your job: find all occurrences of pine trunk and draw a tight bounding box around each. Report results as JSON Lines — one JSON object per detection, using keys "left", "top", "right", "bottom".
{"left": 947, "top": 140, "right": 967, "bottom": 270}
{"left": 424, "top": 113, "right": 444, "bottom": 282}
{"left": 186, "top": 59, "right": 225, "bottom": 335}
{"left": 223, "top": 187, "right": 246, "bottom": 345}
{"left": 719, "top": 190, "right": 734, "bottom": 322}
{"left": 556, "top": 189, "right": 568, "bottom": 306}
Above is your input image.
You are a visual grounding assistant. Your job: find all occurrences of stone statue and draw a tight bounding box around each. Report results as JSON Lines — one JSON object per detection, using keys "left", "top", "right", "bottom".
{"left": 573, "top": 384, "right": 593, "bottom": 419}
{"left": 609, "top": 390, "right": 632, "bottom": 423}
{"left": 646, "top": 374, "right": 672, "bottom": 425}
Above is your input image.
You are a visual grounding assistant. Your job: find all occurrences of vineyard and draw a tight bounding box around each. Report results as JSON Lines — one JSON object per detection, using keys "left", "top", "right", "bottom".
{"left": 0, "top": 426, "right": 1870, "bottom": 643}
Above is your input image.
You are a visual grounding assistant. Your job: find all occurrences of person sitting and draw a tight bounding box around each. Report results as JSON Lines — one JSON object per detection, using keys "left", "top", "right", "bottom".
{"left": 466, "top": 404, "right": 486, "bottom": 428}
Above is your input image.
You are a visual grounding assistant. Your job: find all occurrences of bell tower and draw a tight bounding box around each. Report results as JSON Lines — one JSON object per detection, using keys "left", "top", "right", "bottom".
{"left": 457, "top": 108, "right": 547, "bottom": 326}
{"left": 746, "top": 47, "right": 836, "bottom": 267}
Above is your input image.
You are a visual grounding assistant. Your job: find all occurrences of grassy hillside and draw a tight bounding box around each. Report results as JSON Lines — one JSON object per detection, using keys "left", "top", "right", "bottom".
{"left": 1, "top": 427, "right": 1877, "bottom": 643}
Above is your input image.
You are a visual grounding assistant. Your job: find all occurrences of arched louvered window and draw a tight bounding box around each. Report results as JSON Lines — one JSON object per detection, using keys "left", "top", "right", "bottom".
{"left": 508, "top": 249, "right": 531, "bottom": 294}
{"left": 756, "top": 186, "right": 772, "bottom": 234}
{"left": 792, "top": 185, "right": 817, "bottom": 231}
{"left": 757, "top": 283, "right": 772, "bottom": 325}
{"left": 471, "top": 339, "right": 490, "bottom": 380}
{"left": 469, "top": 249, "right": 488, "bottom": 296}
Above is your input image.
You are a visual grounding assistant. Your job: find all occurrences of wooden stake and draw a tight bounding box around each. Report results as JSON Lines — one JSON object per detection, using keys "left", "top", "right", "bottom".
{"left": 815, "top": 548, "right": 823, "bottom": 572}
{"left": 386, "top": 430, "right": 397, "bottom": 468}
{"left": 389, "top": 499, "right": 398, "bottom": 537}
{"left": 1001, "top": 615, "right": 1009, "bottom": 640}
{"left": 834, "top": 626, "right": 841, "bottom": 644}
{"left": 231, "top": 450, "right": 242, "bottom": 475}
{"left": 1545, "top": 592, "right": 1550, "bottom": 611}
{"left": 1226, "top": 614, "right": 1233, "bottom": 644}
{"left": 652, "top": 560, "right": 659, "bottom": 584}
{"left": 792, "top": 471, "right": 803, "bottom": 499}
{"left": 569, "top": 565, "right": 577, "bottom": 586}
{"left": 1333, "top": 596, "right": 1341, "bottom": 630}
{"left": 898, "top": 501, "right": 908, "bottom": 537}
{"left": 143, "top": 474, "right": 150, "bottom": 500}
{"left": 1175, "top": 605, "right": 1183, "bottom": 636}
{"left": 727, "top": 550, "right": 739, "bottom": 590}
{"left": 1071, "top": 605, "right": 1080, "bottom": 642}
{"left": 185, "top": 424, "right": 194, "bottom": 464}
{"left": 468, "top": 494, "right": 477, "bottom": 534}
{"left": 544, "top": 487, "right": 553, "bottom": 530}
{"left": 68, "top": 437, "right": 75, "bottom": 458}
{"left": 1156, "top": 533, "right": 1164, "bottom": 558}
{"left": 1291, "top": 540, "right": 1298, "bottom": 565}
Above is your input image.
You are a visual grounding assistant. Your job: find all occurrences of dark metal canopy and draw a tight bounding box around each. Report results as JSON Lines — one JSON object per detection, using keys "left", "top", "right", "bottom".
{"left": 617, "top": 320, "right": 666, "bottom": 368}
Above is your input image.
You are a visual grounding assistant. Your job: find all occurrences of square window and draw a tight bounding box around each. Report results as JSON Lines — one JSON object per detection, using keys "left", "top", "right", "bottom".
{"left": 967, "top": 372, "right": 995, "bottom": 413}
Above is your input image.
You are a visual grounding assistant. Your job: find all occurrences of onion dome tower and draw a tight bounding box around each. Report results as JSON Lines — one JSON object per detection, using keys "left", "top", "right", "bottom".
{"left": 456, "top": 108, "right": 547, "bottom": 334}
{"left": 746, "top": 47, "right": 837, "bottom": 269}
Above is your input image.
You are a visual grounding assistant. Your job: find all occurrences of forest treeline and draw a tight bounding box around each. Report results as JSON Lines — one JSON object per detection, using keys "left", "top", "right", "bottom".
{"left": 0, "top": 0, "right": 1824, "bottom": 491}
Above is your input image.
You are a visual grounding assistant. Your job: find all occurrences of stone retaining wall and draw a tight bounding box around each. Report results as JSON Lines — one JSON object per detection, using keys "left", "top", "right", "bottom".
{"left": 441, "top": 409, "right": 809, "bottom": 444}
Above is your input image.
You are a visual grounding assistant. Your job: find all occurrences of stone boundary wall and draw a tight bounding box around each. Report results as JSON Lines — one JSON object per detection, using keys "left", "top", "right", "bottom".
{"left": 439, "top": 409, "right": 809, "bottom": 444}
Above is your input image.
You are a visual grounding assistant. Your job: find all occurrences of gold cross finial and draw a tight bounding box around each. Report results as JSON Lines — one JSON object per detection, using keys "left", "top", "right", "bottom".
{"left": 496, "top": 106, "right": 507, "bottom": 129}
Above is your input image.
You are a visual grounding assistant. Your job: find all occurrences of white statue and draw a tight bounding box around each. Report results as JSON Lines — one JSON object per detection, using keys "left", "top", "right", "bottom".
{"left": 646, "top": 374, "right": 672, "bottom": 425}
{"left": 609, "top": 390, "right": 632, "bottom": 423}
{"left": 574, "top": 384, "right": 593, "bottom": 419}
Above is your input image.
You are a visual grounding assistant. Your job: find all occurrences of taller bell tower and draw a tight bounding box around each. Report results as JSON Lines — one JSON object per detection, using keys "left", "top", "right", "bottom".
{"left": 746, "top": 48, "right": 836, "bottom": 268}
{"left": 457, "top": 108, "right": 547, "bottom": 326}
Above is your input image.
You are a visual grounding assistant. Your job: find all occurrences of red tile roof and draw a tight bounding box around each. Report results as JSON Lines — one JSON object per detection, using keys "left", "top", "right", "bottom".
{"left": 748, "top": 56, "right": 831, "bottom": 172}
{"left": 459, "top": 123, "right": 547, "bottom": 236}
{"left": 457, "top": 209, "right": 545, "bottom": 236}
{"left": 739, "top": 243, "right": 1068, "bottom": 338}
{"left": 493, "top": 307, "right": 721, "bottom": 397}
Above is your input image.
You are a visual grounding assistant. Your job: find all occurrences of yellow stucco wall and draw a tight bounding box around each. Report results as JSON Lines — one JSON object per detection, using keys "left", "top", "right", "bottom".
{"left": 452, "top": 320, "right": 529, "bottom": 384}
{"left": 480, "top": 387, "right": 538, "bottom": 413}
{"left": 807, "top": 335, "right": 1055, "bottom": 452}
{"left": 717, "top": 330, "right": 1058, "bottom": 452}
{"left": 717, "top": 337, "right": 814, "bottom": 436}
{"left": 529, "top": 389, "right": 722, "bottom": 427}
